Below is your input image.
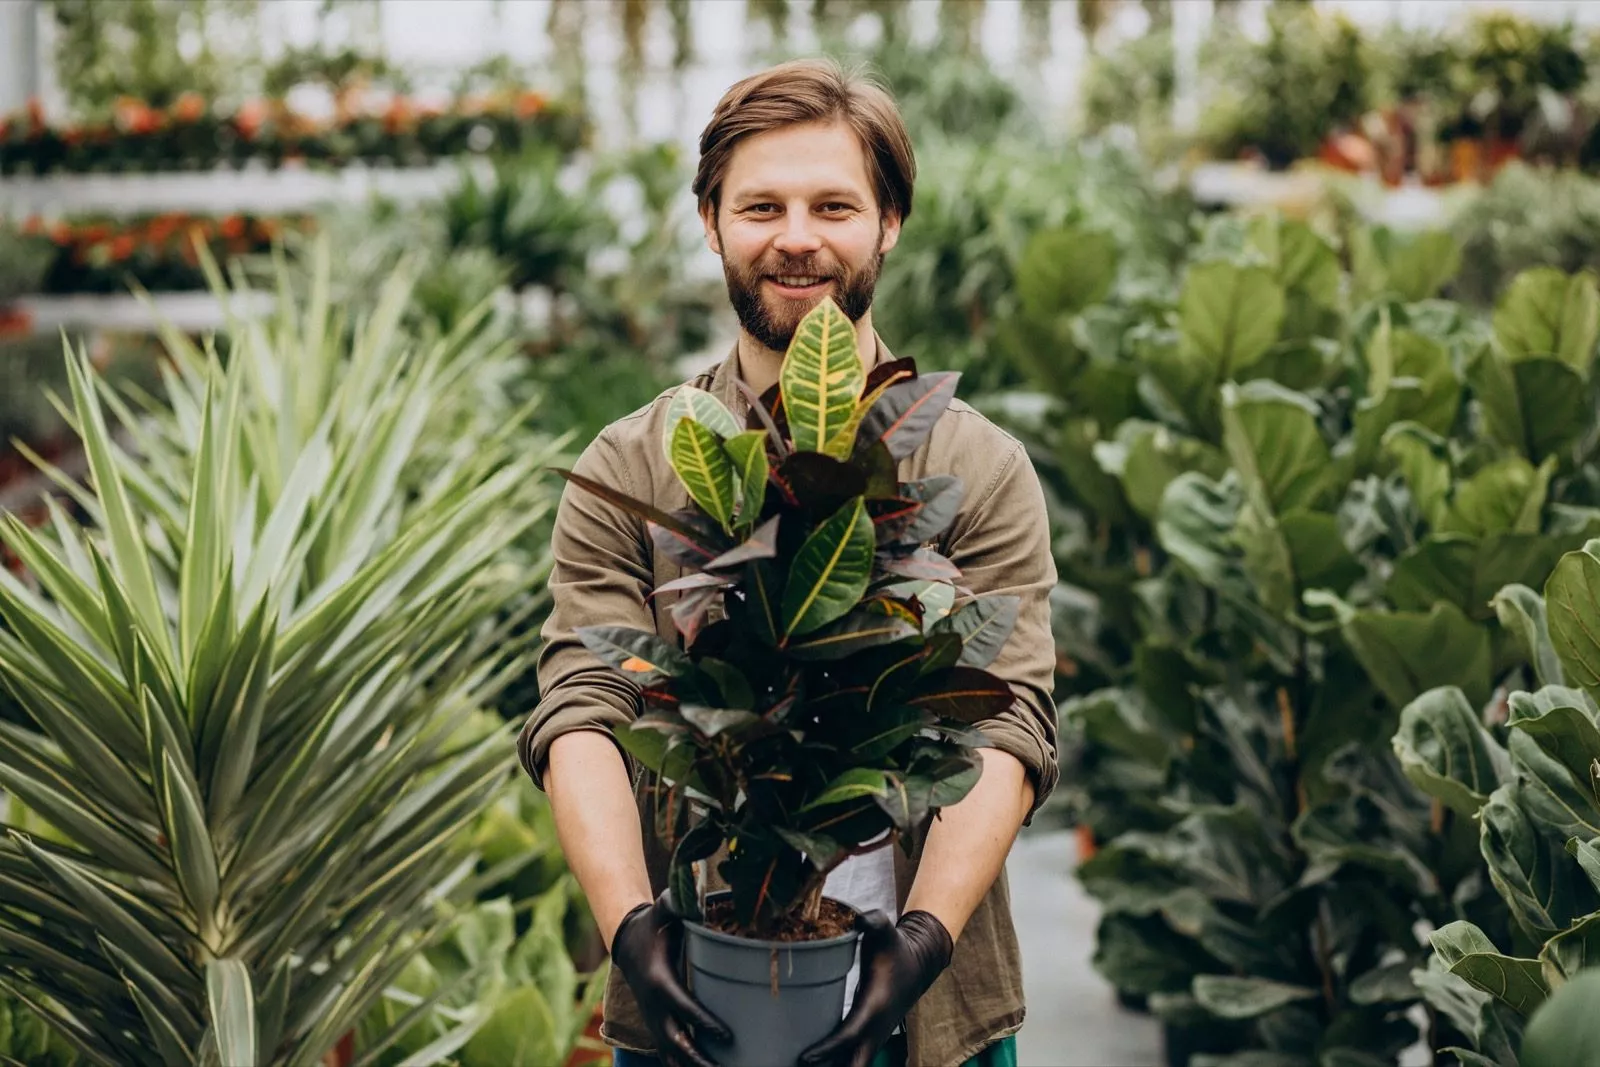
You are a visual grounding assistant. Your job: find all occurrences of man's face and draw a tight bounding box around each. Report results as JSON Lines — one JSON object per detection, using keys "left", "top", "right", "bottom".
{"left": 702, "top": 119, "right": 901, "bottom": 352}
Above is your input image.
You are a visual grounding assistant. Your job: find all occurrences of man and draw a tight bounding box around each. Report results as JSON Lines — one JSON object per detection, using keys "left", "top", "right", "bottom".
{"left": 518, "top": 57, "right": 1058, "bottom": 1067}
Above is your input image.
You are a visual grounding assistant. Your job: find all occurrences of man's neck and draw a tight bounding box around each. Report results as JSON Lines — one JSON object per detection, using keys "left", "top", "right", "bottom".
{"left": 736, "top": 311, "right": 880, "bottom": 399}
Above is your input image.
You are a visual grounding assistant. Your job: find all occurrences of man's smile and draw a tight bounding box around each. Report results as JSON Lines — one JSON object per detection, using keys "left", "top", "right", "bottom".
{"left": 766, "top": 275, "right": 834, "bottom": 298}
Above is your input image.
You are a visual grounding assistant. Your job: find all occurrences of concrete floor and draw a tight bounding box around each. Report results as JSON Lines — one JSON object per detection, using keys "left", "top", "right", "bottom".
{"left": 1008, "top": 829, "right": 1165, "bottom": 1067}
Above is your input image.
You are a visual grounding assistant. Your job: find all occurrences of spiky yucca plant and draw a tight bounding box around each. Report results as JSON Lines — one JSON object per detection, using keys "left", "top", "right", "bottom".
{"left": 0, "top": 240, "right": 563, "bottom": 1065}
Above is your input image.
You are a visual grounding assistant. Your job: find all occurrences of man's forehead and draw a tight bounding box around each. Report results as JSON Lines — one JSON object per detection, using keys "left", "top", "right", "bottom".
{"left": 721, "top": 122, "right": 873, "bottom": 197}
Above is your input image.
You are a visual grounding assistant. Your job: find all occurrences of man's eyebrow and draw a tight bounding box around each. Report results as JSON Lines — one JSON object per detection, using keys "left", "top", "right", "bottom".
{"left": 728, "top": 188, "right": 867, "bottom": 204}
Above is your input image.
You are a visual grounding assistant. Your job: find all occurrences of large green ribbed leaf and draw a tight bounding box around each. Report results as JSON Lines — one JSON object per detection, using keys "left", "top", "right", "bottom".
{"left": 781, "top": 497, "right": 875, "bottom": 638}
{"left": 669, "top": 417, "right": 739, "bottom": 532}
{"left": 780, "top": 298, "right": 864, "bottom": 458}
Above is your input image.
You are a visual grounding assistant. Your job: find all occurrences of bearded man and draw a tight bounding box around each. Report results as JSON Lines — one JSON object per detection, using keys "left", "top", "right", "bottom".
{"left": 519, "top": 57, "right": 1058, "bottom": 1067}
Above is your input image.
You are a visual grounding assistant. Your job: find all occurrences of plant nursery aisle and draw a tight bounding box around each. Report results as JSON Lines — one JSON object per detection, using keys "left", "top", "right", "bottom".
{"left": 1008, "top": 829, "right": 1163, "bottom": 1067}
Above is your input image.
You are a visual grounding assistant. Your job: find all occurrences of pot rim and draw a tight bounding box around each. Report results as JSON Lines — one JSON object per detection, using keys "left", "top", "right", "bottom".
{"left": 681, "top": 892, "right": 862, "bottom": 951}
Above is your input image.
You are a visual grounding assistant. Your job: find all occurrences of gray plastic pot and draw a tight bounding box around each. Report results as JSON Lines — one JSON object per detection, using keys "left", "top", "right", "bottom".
{"left": 681, "top": 892, "right": 861, "bottom": 1067}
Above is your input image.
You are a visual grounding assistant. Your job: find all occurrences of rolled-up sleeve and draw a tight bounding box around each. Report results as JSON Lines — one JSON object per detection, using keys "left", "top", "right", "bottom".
{"left": 518, "top": 428, "right": 654, "bottom": 790}
{"left": 942, "top": 439, "right": 1059, "bottom": 822}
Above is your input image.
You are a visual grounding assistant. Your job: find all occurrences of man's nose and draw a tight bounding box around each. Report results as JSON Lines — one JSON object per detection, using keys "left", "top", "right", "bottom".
{"left": 772, "top": 213, "right": 823, "bottom": 256}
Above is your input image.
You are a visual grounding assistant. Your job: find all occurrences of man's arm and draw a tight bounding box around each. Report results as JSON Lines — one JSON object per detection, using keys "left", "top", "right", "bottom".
{"left": 548, "top": 731, "right": 653, "bottom": 948}
{"left": 519, "top": 429, "right": 656, "bottom": 943}
{"left": 909, "top": 437, "right": 1059, "bottom": 940}
{"left": 903, "top": 748, "right": 1032, "bottom": 942}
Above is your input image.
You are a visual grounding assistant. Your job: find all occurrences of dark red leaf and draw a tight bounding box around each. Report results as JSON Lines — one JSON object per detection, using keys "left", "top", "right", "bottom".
{"left": 877, "top": 548, "right": 961, "bottom": 581}
{"left": 776, "top": 452, "right": 866, "bottom": 518}
{"left": 906, "top": 666, "right": 1015, "bottom": 723}
{"left": 705, "top": 516, "right": 780, "bottom": 571}
{"left": 863, "top": 357, "right": 919, "bottom": 395}
{"left": 856, "top": 372, "right": 961, "bottom": 460}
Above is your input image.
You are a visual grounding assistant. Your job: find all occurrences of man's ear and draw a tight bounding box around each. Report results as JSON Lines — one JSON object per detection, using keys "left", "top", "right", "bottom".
{"left": 700, "top": 202, "right": 723, "bottom": 255}
{"left": 878, "top": 209, "right": 902, "bottom": 255}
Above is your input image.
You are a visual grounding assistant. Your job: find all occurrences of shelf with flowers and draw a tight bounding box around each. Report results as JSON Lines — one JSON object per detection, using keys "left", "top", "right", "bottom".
{"left": 1, "top": 211, "right": 310, "bottom": 296}
{"left": 0, "top": 87, "right": 587, "bottom": 177}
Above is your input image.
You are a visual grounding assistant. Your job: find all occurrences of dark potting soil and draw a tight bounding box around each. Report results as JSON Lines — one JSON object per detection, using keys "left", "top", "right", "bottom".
{"left": 702, "top": 897, "right": 856, "bottom": 942}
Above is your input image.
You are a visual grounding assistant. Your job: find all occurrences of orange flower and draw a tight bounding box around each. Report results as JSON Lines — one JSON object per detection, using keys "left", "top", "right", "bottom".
{"left": 19, "top": 215, "right": 42, "bottom": 236}
{"left": 219, "top": 215, "right": 245, "bottom": 239}
{"left": 235, "top": 100, "right": 266, "bottom": 140}
{"left": 109, "top": 235, "right": 136, "bottom": 262}
{"left": 516, "top": 91, "right": 546, "bottom": 118}
{"left": 171, "top": 92, "right": 206, "bottom": 124}
{"left": 114, "top": 96, "right": 162, "bottom": 135}
{"left": 48, "top": 222, "right": 70, "bottom": 245}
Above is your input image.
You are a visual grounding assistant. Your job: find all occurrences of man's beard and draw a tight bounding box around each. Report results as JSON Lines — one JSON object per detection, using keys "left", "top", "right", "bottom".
{"left": 720, "top": 240, "right": 883, "bottom": 353}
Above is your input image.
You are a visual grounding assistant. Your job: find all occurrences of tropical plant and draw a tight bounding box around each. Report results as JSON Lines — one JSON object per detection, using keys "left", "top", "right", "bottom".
{"left": 552, "top": 298, "right": 1019, "bottom": 937}
{"left": 0, "top": 242, "right": 565, "bottom": 1064}
{"left": 1450, "top": 164, "right": 1600, "bottom": 308}
{"left": 1394, "top": 547, "right": 1600, "bottom": 1065}
{"left": 994, "top": 209, "right": 1600, "bottom": 1062}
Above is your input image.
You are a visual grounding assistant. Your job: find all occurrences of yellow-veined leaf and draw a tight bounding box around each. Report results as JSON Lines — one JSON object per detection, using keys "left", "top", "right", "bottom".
{"left": 780, "top": 298, "right": 864, "bottom": 458}
{"left": 670, "top": 418, "right": 739, "bottom": 532}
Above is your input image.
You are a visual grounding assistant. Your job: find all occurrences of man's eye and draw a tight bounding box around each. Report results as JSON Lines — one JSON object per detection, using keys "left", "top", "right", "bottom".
{"left": 820, "top": 203, "right": 851, "bottom": 213}
{"left": 749, "top": 204, "right": 780, "bottom": 214}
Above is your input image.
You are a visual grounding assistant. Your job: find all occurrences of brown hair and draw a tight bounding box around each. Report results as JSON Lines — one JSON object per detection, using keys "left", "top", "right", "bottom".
{"left": 693, "top": 57, "right": 916, "bottom": 223}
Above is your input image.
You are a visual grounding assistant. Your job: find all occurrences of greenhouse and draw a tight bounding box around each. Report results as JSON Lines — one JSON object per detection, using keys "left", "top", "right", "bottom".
{"left": 6, "top": 1, "right": 1600, "bottom": 1065}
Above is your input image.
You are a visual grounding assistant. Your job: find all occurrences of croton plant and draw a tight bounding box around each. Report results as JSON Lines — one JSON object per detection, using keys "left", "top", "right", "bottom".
{"left": 554, "top": 298, "right": 1021, "bottom": 938}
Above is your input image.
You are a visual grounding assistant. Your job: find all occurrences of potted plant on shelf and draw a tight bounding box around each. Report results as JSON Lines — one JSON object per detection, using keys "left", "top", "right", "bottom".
{"left": 553, "top": 298, "right": 1021, "bottom": 1067}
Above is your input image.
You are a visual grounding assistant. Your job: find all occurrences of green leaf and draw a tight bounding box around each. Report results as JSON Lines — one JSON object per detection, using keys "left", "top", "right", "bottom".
{"left": 1318, "top": 596, "right": 1492, "bottom": 710}
{"left": 1102, "top": 421, "right": 1227, "bottom": 521}
{"left": 781, "top": 498, "right": 875, "bottom": 638}
{"left": 575, "top": 626, "right": 693, "bottom": 682}
{"left": 1506, "top": 688, "right": 1600, "bottom": 787}
{"left": 1480, "top": 783, "right": 1580, "bottom": 937}
{"left": 780, "top": 297, "right": 865, "bottom": 458}
{"left": 662, "top": 385, "right": 741, "bottom": 455}
{"left": 206, "top": 959, "right": 256, "bottom": 1067}
{"left": 1441, "top": 456, "right": 1554, "bottom": 538}
{"left": 1384, "top": 424, "right": 1451, "bottom": 529}
{"left": 1191, "top": 975, "right": 1318, "bottom": 1020}
{"left": 1179, "top": 261, "right": 1286, "bottom": 378}
{"left": 802, "top": 769, "right": 891, "bottom": 811}
{"left": 1515, "top": 359, "right": 1591, "bottom": 462}
{"left": 930, "top": 596, "right": 1021, "bottom": 669}
{"left": 724, "top": 430, "right": 770, "bottom": 530}
{"left": 1538, "top": 912, "right": 1600, "bottom": 986}
{"left": 1221, "top": 381, "right": 1333, "bottom": 513}
{"left": 162, "top": 751, "right": 220, "bottom": 928}
{"left": 679, "top": 706, "right": 761, "bottom": 738}
{"left": 1393, "top": 686, "right": 1508, "bottom": 815}
{"left": 670, "top": 417, "right": 739, "bottom": 533}
{"left": 1494, "top": 267, "right": 1600, "bottom": 376}
{"left": 1493, "top": 584, "right": 1565, "bottom": 687}
{"left": 788, "top": 610, "right": 919, "bottom": 661}
{"left": 1548, "top": 541, "right": 1600, "bottom": 706}
{"left": 1017, "top": 227, "right": 1119, "bottom": 318}
{"left": 1522, "top": 968, "right": 1600, "bottom": 1067}
{"left": 1570, "top": 837, "right": 1600, "bottom": 896}
{"left": 906, "top": 666, "right": 1015, "bottom": 723}
{"left": 1450, "top": 951, "right": 1550, "bottom": 1016}
{"left": 460, "top": 985, "right": 559, "bottom": 1067}
{"left": 63, "top": 345, "right": 172, "bottom": 670}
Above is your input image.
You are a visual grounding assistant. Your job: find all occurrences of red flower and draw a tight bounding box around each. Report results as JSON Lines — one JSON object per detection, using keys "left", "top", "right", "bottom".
{"left": 109, "top": 235, "right": 136, "bottom": 262}
{"left": 219, "top": 215, "right": 245, "bottom": 239}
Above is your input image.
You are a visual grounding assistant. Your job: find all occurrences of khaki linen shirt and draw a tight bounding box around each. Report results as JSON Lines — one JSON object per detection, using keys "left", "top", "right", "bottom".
{"left": 518, "top": 337, "right": 1059, "bottom": 1067}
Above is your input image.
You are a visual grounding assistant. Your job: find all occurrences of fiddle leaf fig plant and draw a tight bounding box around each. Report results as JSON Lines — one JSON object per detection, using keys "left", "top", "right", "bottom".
{"left": 1396, "top": 550, "right": 1600, "bottom": 1064}
{"left": 553, "top": 298, "right": 1014, "bottom": 938}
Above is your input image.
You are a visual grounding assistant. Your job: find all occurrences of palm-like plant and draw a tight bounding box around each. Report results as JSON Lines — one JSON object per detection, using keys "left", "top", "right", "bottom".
{"left": 0, "top": 239, "right": 564, "bottom": 1064}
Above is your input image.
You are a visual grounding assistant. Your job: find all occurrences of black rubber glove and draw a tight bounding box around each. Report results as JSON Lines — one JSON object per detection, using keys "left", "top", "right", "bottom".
{"left": 797, "top": 909, "right": 954, "bottom": 1067}
{"left": 610, "top": 893, "right": 732, "bottom": 1067}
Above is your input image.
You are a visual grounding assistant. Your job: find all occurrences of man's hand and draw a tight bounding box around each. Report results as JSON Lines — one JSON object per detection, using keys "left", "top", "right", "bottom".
{"left": 610, "top": 893, "right": 732, "bottom": 1067}
{"left": 796, "top": 910, "right": 953, "bottom": 1067}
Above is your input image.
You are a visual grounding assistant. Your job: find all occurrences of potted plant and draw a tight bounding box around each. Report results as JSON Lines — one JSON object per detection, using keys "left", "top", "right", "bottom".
{"left": 552, "top": 298, "right": 1021, "bottom": 1066}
